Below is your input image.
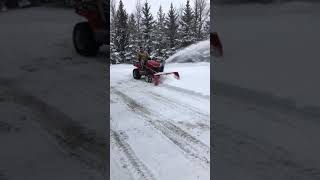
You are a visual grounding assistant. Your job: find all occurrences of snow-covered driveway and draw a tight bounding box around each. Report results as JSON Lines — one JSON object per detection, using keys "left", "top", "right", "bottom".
{"left": 110, "top": 63, "right": 210, "bottom": 180}
{"left": 0, "top": 6, "right": 107, "bottom": 179}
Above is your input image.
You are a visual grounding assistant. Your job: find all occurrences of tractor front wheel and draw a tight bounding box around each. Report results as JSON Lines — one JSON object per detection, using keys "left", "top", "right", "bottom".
{"left": 133, "top": 69, "right": 141, "bottom": 79}
{"left": 73, "top": 22, "right": 99, "bottom": 56}
{"left": 145, "top": 75, "right": 153, "bottom": 83}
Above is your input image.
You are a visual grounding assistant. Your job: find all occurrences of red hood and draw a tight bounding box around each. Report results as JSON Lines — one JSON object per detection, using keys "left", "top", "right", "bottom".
{"left": 146, "top": 59, "right": 161, "bottom": 67}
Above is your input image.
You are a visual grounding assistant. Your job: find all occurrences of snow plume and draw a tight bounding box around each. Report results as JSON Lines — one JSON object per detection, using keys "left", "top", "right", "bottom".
{"left": 166, "top": 39, "right": 210, "bottom": 63}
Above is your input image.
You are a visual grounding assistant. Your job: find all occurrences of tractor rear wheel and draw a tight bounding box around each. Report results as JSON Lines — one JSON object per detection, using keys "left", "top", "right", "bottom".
{"left": 133, "top": 69, "right": 141, "bottom": 79}
{"left": 73, "top": 22, "right": 99, "bottom": 56}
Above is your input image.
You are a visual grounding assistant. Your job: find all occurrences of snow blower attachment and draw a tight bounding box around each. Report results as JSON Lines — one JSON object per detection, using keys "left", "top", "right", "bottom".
{"left": 133, "top": 59, "right": 180, "bottom": 86}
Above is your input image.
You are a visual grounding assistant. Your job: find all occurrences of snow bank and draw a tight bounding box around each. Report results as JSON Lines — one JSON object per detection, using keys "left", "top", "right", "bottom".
{"left": 162, "top": 62, "right": 210, "bottom": 96}
{"left": 166, "top": 40, "right": 210, "bottom": 63}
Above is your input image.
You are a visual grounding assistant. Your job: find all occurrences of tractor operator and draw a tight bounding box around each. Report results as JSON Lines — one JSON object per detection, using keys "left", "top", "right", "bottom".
{"left": 137, "top": 46, "right": 150, "bottom": 70}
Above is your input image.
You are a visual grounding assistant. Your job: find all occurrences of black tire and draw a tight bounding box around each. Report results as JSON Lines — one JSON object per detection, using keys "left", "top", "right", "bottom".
{"left": 133, "top": 69, "right": 141, "bottom": 79}
{"left": 73, "top": 22, "right": 99, "bottom": 56}
{"left": 146, "top": 75, "right": 153, "bottom": 83}
{"left": 159, "top": 66, "right": 164, "bottom": 72}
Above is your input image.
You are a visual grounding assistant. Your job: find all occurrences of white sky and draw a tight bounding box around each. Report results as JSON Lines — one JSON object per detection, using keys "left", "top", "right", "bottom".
{"left": 119, "top": 0, "right": 210, "bottom": 16}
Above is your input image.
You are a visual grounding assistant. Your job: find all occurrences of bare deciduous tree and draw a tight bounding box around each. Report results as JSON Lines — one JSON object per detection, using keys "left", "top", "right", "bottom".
{"left": 193, "top": 0, "right": 209, "bottom": 40}
{"left": 135, "top": 0, "right": 142, "bottom": 32}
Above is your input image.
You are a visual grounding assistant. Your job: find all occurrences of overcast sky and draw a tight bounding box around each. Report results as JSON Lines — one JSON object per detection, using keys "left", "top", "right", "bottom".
{"left": 119, "top": 0, "right": 210, "bottom": 16}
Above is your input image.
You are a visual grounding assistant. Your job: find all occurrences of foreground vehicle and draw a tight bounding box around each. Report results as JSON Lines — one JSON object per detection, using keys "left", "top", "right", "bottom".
{"left": 73, "top": 0, "right": 108, "bottom": 56}
{"left": 211, "top": 32, "right": 223, "bottom": 57}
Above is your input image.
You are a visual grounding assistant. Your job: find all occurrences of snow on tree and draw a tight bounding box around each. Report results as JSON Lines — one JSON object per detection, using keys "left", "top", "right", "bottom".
{"left": 126, "top": 13, "right": 139, "bottom": 62}
{"left": 153, "top": 5, "right": 167, "bottom": 59}
{"left": 180, "top": 0, "right": 195, "bottom": 47}
{"left": 134, "top": 0, "right": 143, "bottom": 46}
{"left": 113, "top": 0, "right": 129, "bottom": 62}
{"left": 141, "top": 1, "right": 155, "bottom": 54}
{"left": 110, "top": 0, "right": 210, "bottom": 64}
{"left": 165, "top": 3, "right": 179, "bottom": 49}
{"left": 109, "top": 0, "right": 116, "bottom": 45}
{"left": 203, "top": 8, "right": 210, "bottom": 40}
{"left": 192, "top": 0, "right": 209, "bottom": 41}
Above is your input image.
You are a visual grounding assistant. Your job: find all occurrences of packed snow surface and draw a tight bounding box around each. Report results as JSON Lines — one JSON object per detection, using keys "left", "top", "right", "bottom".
{"left": 110, "top": 61, "right": 210, "bottom": 180}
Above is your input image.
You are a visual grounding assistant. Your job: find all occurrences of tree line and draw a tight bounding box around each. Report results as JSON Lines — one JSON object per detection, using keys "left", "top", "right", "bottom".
{"left": 110, "top": 0, "right": 210, "bottom": 64}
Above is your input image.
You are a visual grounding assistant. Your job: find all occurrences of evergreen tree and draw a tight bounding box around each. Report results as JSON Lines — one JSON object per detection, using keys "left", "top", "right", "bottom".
{"left": 203, "top": 19, "right": 210, "bottom": 39}
{"left": 126, "top": 14, "right": 139, "bottom": 62}
{"left": 154, "top": 5, "right": 167, "bottom": 58}
{"left": 114, "top": 0, "right": 129, "bottom": 61}
{"left": 128, "top": 14, "right": 137, "bottom": 41}
{"left": 141, "top": 1, "right": 154, "bottom": 53}
{"left": 180, "top": 0, "right": 195, "bottom": 47}
{"left": 165, "top": 3, "right": 179, "bottom": 49}
{"left": 110, "top": 0, "right": 117, "bottom": 49}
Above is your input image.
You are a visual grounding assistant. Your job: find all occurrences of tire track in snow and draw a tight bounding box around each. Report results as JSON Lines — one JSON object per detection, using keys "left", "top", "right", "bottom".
{"left": 111, "top": 87, "right": 210, "bottom": 168}
{"left": 147, "top": 91, "right": 209, "bottom": 125}
{"left": 0, "top": 171, "right": 7, "bottom": 180}
{"left": 110, "top": 130, "right": 157, "bottom": 180}
{"left": 113, "top": 81, "right": 210, "bottom": 127}
{"left": 214, "top": 122, "right": 320, "bottom": 179}
{"left": 0, "top": 78, "right": 107, "bottom": 176}
{"left": 160, "top": 84, "right": 209, "bottom": 100}
{"left": 150, "top": 120, "right": 210, "bottom": 168}
{"left": 116, "top": 78, "right": 209, "bottom": 100}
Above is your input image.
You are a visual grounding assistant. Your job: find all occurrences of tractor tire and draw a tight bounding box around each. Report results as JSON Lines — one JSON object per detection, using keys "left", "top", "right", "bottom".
{"left": 145, "top": 75, "right": 153, "bottom": 83}
{"left": 159, "top": 66, "right": 164, "bottom": 72}
{"left": 73, "top": 22, "right": 99, "bottom": 56}
{"left": 133, "top": 69, "right": 141, "bottom": 79}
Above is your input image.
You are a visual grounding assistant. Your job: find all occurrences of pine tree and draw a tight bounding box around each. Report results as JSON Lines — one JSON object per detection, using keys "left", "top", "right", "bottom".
{"left": 128, "top": 14, "right": 137, "bottom": 41}
{"left": 165, "top": 3, "right": 179, "bottom": 49}
{"left": 153, "top": 5, "right": 167, "bottom": 58}
{"left": 203, "top": 19, "right": 210, "bottom": 39}
{"left": 110, "top": 0, "right": 117, "bottom": 48}
{"left": 141, "top": 1, "right": 154, "bottom": 53}
{"left": 126, "top": 14, "right": 139, "bottom": 62}
{"left": 114, "top": 0, "right": 129, "bottom": 62}
{"left": 180, "top": 0, "right": 195, "bottom": 47}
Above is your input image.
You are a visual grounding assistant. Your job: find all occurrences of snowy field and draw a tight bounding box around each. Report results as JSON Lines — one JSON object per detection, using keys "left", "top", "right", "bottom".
{"left": 110, "top": 43, "right": 210, "bottom": 180}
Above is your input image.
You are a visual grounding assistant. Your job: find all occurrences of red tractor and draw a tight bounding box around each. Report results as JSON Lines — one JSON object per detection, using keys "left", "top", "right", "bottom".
{"left": 133, "top": 58, "right": 180, "bottom": 86}
{"left": 73, "top": 0, "right": 108, "bottom": 56}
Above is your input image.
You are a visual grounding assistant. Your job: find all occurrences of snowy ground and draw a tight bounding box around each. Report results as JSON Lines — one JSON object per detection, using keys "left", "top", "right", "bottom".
{"left": 213, "top": 2, "right": 320, "bottom": 180}
{"left": 0, "top": 6, "right": 107, "bottom": 179}
{"left": 214, "top": 2, "right": 320, "bottom": 107}
{"left": 110, "top": 60, "right": 210, "bottom": 179}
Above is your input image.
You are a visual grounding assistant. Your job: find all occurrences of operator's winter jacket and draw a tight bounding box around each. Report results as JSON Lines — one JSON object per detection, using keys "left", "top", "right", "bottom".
{"left": 137, "top": 51, "right": 149, "bottom": 63}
